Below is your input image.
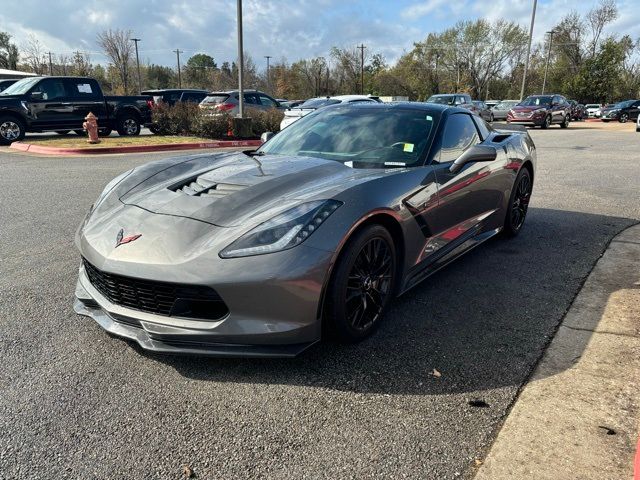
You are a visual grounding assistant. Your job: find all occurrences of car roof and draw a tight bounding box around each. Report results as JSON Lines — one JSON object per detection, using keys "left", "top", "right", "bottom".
{"left": 142, "top": 89, "right": 207, "bottom": 93}
{"left": 331, "top": 94, "right": 376, "bottom": 102}
{"left": 324, "top": 101, "right": 459, "bottom": 114}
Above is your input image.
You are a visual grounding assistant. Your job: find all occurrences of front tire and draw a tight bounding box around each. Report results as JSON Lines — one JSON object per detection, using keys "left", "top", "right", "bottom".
{"left": 541, "top": 115, "right": 551, "bottom": 129}
{"left": 116, "top": 114, "right": 141, "bottom": 136}
{"left": 503, "top": 168, "right": 532, "bottom": 237}
{"left": 619, "top": 113, "right": 629, "bottom": 123}
{"left": 560, "top": 115, "right": 569, "bottom": 128}
{"left": 324, "top": 225, "right": 397, "bottom": 343}
{"left": 0, "top": 116, "right": 26, "bottom": 145}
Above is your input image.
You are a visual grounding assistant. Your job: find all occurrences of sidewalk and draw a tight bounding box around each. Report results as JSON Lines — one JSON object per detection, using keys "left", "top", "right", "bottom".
{"left": 474, "top": 224, "right": 640, "bottom": 480}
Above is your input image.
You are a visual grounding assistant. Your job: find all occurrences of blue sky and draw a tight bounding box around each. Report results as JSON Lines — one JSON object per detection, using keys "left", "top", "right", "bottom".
{"left": 2, "top": 0, "right": 638, "bottom": 69}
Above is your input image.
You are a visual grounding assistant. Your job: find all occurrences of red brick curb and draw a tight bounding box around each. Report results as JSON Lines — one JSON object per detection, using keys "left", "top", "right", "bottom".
{"left": 9, "top": 139, "right": 262, "bottom": 155}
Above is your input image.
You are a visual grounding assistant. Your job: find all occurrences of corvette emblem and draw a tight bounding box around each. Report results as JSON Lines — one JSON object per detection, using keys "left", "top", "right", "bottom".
{"left": 115, "top": 228, "right": 141, "bottom": 248}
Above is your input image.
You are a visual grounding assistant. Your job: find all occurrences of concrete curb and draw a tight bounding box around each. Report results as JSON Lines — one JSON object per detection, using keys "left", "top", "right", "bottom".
{"left": 9, "top": 139, "right": 262, "bottom": 156}
{"left": 474, "top": 223, "right": 640, "bottom": 480}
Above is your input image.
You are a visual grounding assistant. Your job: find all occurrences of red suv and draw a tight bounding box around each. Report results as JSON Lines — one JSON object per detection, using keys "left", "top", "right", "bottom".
{"left": 507, "top": 94, "right": 571, "bottom": 129}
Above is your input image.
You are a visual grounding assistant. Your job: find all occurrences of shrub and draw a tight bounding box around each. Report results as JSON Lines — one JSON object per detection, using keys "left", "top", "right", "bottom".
{"left": 151, "top": 102, "right": 202, "bottom": 135}
{"left": 249, "top": 108, "right": 285, "bottom": 136}
{"left": 196, "top": 112, "right": 232, "bottom": 139}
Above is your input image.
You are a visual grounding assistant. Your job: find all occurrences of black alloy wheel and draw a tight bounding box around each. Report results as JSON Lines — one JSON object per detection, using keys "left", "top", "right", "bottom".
{"left": 325, "top": 225, "right": 396, "bottom": 343}
{"left": 560, "top": 114, "right": 569, "bottom": 128}
{"left": 504, "top": 168, "right": 532, "bottom": 236}
{"left": 0, "top": 116, "right": 25, "bottom": 145}
{"left": 619, "top": 113, "right": 629, "bottom": 123}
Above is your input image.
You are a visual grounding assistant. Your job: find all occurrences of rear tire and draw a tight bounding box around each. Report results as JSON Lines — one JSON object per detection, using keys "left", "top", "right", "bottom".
{"left": 116, "top": 114, "right": 141, "bottom": 136}
{"left": 0, "top": 116, "right": 26, "bottom": 145}
{"left": 503, "top": 168, "right": 532, "bottom": 237}
{"left": 619, "top": 113, "right": 629, "bottom": 123}
{"left": 324, "top": 225, "right": 397, "bottom": 343}
{"left": 99, "top": 128, "right": 112, "bottom": 137}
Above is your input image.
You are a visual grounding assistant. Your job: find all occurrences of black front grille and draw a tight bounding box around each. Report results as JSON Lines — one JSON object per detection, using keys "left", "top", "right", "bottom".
{"left": 82, "top": 258, "right": 228, "bottom": 320}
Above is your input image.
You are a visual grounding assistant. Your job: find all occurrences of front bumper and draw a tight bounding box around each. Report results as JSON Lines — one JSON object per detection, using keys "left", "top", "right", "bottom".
{"left": 507, "top": 117, "right": 544, "bottom": 126}
{"left": 74, "top": 243, "right": 333, "bottom": 357}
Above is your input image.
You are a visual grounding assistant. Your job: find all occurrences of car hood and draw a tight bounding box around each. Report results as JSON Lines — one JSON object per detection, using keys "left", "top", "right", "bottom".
{"left": 119, "top": 152, "right": 393, "bottom": 227}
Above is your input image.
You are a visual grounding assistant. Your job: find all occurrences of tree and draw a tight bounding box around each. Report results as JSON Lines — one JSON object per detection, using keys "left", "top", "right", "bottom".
{"left": 146, "top": 64, "right": 176, "bottom": 89}
{"left": 586, "top": 0, "right": 618, "bottom": 57}
{"left": 21, "top": 34, "right": 48, "bottom": 74}
{"left": 0, "top": 31, "right": 19, "bottom": 70}
{"left": 70, "top": 51, "right": 92, "bottom": 77}
{"left": 184, "top": 53, "right": 217, "bottom": 89}
{"left": 97, "top": 29, "right": 134, "bottom": 93}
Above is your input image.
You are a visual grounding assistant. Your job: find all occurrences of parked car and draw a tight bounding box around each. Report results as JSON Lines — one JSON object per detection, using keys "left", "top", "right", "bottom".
{"left": 491, "top": 100, "right": 520, "bottom": 121}
{"left": 280, "top": 95, "right": 379, "bottom": 130}
{"left": 471, "top": 100, "right": 493, "bottom": 122}
{"left": 200, "top": 90, "right": 283, "bottom": 116}
{"left": 141, "top": 89, "right": 208, "bottom": 106}
{"left": 600, "top": 99, "right": 640, "bottom": 123}
{"left": 0, "top": 76, "right": 153, "bottom": 144}
{"left": 277, "top": 99, "right": 305, "bottom": 109}
{"left": 585, "top": 103, "right": 601, "bottom": 118}
{"left": 507, "top": 94, "right": 570, "bottom": 129}
{"left": 567, "top": 100, "right": 586, "bottom": 121}
{"left": 74, "top": 101, "right": 536, "bottom": 356}
{"left": 636, "top": 113, "right": 640, "bottom": 132}
{"left": 0, "top": 79, "right": 18, "bottom": 92}
{"left": 485, "top": 100, "right": 500, "bottom": 109}
{"left": 426, "top": 93, "right": 474, "bottom": 113}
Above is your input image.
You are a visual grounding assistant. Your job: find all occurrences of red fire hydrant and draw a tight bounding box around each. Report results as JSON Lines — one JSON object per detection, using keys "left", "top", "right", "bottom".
{"left": 83, "top": 112, "right": 101, "bottom": 144}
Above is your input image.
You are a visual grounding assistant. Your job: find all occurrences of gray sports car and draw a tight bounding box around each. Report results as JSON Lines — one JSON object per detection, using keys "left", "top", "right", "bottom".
{"left": 74, "top": 102, "right": 536, "bottom": 357}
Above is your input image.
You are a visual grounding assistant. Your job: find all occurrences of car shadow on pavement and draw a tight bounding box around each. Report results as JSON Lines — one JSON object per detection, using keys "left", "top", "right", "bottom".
{"left": 142, "top": 207, "right": 636, "bottom": 396}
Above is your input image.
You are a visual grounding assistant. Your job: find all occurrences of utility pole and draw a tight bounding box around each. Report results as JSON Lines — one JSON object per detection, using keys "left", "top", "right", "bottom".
{"left": 132, "top": 38, "right": 142, "bottom": 93}
{"left": 519, "top": 0, "right": 537, "bottom": 101}
{"left": 173, "top": 49, "right": 183, "bottom": 88}
{"left": 434, "top": 51, "right": 440, "bottom": 94}
{"left": 542, "top": 30, "right": 555, "bottom": 95}
{"left": 357, "top": 44, "right": 366, "bottom": 95}
{"left": 47, "top": 52, "right": 53, "bottom": 76}
{"left": 237, "top": 0, "right": 245, "bottom": 118}
{"left": 264, "top": 55, "right": 272, "bottom": 94}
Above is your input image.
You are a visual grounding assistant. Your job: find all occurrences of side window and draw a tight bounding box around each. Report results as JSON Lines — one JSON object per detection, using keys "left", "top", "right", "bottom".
{"left": 552, "top": 95, "right": 560, "bottom": 105}
{"left": 65, "top": 79, "right": 99, "bottom": 99}
{"left": 258, "top": 94, "right": 278, "bottom": 107}
{"left": 243, "top": 93, "right": 259, "bottom": 105}
{"left": 34, "top": 79, "right": 67, "bottom": 100}
{"left": 454, "top": 96, "right": 464, "bottom": 105}
{"left": 472, "top": 115, "right": 491, "bottom": 141}
{"left": 437, "top": 114, "right": 480, "bottom": 163}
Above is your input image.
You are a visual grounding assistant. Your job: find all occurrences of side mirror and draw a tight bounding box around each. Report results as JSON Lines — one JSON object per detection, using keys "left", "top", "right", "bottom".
{"left": 261, "top": 131, "right": 275, "bottom": 143}
{"left": 449, "top": 145, "right": 497, "bottom": 174}
{"left": 30, "top": 91, "right": 44, "bottom": 100}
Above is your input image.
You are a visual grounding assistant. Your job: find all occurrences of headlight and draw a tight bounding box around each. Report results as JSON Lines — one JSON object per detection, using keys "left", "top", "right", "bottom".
{"left": 220, "top": 200, "right": 342, "bottom": 258}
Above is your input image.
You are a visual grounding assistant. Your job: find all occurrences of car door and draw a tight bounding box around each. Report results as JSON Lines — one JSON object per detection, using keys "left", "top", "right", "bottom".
{"left": 243, "top": 92, "right": 262, "bottom": 112}
{"left": 257, "top": 93, "right": 281, "bottom": 110}
{"left": 425, "top": 113, "right": 507, "bottom": 255}
{"left": 64, "top": 78, "right": 108, "bottom": 129}
{"left": 630, "top": 100, "right": 640, "bottom": 120}
{"left": 27, "top": 78, "right": 75, "bottom": 129}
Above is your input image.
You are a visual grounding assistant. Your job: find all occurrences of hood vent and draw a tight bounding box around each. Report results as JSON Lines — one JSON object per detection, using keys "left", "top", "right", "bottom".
{"left": 171, "top": 176, "right": 246, "bottom": 198}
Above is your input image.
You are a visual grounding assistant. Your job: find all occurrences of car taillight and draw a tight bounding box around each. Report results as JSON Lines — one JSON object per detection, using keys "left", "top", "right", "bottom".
{"left": 215, "top": 103, "right": 234, "bottom": 112}
{"left": 146, "top": 99, "right": 154, "bottom": 109}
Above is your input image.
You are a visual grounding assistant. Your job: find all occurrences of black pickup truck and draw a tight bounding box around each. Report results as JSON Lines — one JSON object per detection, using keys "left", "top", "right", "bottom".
{"left": 0, "top": 76, "right": 153, "bottom": 144}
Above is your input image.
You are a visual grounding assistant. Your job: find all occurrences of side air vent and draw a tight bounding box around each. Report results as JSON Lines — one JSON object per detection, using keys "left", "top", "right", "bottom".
{"left": 492, "top": 134, "right": 512, "bottom": 143}
{"left": 171, "top": 176, "right": 246, "bottom": 198}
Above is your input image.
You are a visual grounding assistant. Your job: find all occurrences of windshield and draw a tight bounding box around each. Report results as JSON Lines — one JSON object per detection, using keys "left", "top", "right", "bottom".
{"left": 297, "top": 98, "right": 340, "bottom": 109}
{"left": 613, "top": 100, "right": 634, "bottom": 108}
{"left": 520, "top": 96, "right": 552, "bottom": 107}
{"left": 495, "top": 101, "right": 518, "bottom": 109}
{"left": 426, "top": 95, "right": 454, "bottom": 105}
{"left": 0, "top": 77, "right": 40, "bottom": 95}
{"left": 201, "top": 94, "right": 229, "bottom": 105}
{"left": 259, "top": 105, "right": 439, "bottom": 168}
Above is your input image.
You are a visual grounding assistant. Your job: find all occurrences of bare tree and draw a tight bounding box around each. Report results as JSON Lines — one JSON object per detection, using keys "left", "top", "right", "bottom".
{"left": 21, "top": 34, "right": 48, "bottom": 74}
{"left": 97, "top": 29, "right": 134, "bottom": 93}
{"left": 71, "top": 51, "right": 92, "bottom": 76}
{"left": 587, "top": 0, "right": 618, "bottom": 57}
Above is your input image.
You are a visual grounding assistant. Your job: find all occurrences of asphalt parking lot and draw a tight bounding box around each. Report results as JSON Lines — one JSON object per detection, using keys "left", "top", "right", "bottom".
{"left": 1, "top": 123, "right": 639, "bottom": 479}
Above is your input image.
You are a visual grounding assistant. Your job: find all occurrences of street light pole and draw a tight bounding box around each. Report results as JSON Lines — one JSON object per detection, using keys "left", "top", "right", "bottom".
{"left": 542, "top": 30, "right": 555, "bottom": 95}
{"left": 173, "top": 49, "right": 183, "bottom": 88}
{"left": 264, "top": 55, "right": 272, "bottom": 94}
{"left": 519, "top": 0, "right": 538, "bottom": 101}
{"left": 132, "top": 38, "right": 142, "bottom": 93}
{"left": 237, "top": 0, "right": 245, "bottom": 118}
{"left": 357, "top": 44, "right": 366, "bottom": 95}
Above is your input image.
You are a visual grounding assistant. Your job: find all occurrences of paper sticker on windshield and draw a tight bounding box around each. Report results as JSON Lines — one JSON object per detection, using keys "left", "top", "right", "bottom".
{"left": 403, "top": 143, "right": 415, "bottom": 153}
{"left": 385, "top": 161, "right": 406, "bottom": 166}
{"left": 426, "top": 115, "right": 433, "bottom": 121}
